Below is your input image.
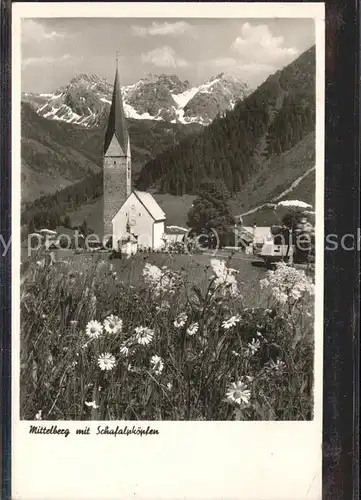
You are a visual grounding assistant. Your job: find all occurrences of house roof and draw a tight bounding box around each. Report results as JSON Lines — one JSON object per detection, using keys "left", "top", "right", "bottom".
{"left": 134, "top": 191, "right": 166, "bottom": 221}
{"left": 165, "top": 225, "right": 188, "bottom": 235}
{"left": 55, "top": 226, "right": 84, "bottom": 238}
{"left": 104, "top": 66, "right": 129, "bottom": 156}
{"left": 236, "top": 228, "right": 253, "bottom": 243}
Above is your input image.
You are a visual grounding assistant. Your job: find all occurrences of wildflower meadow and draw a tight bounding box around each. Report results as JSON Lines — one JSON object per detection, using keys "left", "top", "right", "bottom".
{"left": 20, "top": 251, "right": 315, "bottom": 421}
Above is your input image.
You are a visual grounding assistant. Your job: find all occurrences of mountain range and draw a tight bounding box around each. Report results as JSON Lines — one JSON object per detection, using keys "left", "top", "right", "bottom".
{"left": 21, "top": 46, "right": 316, "bottom": 231}
{"left": 23, "top": 72, "right": 250, "bottom": 127}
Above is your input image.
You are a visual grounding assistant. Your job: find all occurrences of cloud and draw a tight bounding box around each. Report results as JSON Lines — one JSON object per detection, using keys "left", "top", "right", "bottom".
{"left": 210, "top": 57, "right": 238, "bottom": 68}
{"left": 141, "top": 46, "right": 188, "bottom": 68}
{"left": 210, "top": 58, "right": 273, "bottom": 74}
{"left": 231, "top": 22, "right": 299, "bottom": 65}
{"left": 132, "top": 21, "right": 192, "bottom": 37}
{"left": 22, "top": 54, "right": 71, "bottom": 67}
{"left": 22, "top": 19, "right": 66, "bottom": 43}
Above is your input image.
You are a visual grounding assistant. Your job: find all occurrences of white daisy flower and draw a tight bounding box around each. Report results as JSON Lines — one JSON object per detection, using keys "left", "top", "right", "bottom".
{"left": 174, "top": 312, "right": 188, "bottom": 328}
{"left": 222, "top": 315, "right": 241, "bottom": 330}
{"left": 274, "top": 359, "right": 286, "bottom": 372}
{"left": 97, "top": 352, "right": 116, "bottom": 371}
{"left": 135, "top": 326, "right": 154, "bottom": 346}
{"left": 247, "top": 338, "right": 261, "bottom": 355}
{"left": 226, "top": 381, "right": 251, "bottom": 407}
{"left": 166, "top": 382, "right": 173, "bottom": 391}
{"left": 70, "top": 320, "right": 78, "bottom": 327}
{"left": 150, "top": 355, "right": 164, "bottom": 375}
{"left": 85, "top": 401, "right": 99, "bottom": 409}
{"left": 85, "top": 320, "right": 103, "bottom": 339}
{"left": 187, "top": 322, "right": 199, "bottom": 336}
{"left": 119, "top": 344, "right": 129, "bottom": 357}
{"left": 103, "top": 315, "right": 123, "bottom": 334}
{"left": 35, "top": 410, "right": 42, "bottom": 420}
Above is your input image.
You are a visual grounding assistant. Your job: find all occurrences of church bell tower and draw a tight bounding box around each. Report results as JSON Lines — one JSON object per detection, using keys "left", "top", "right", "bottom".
{"left": 103, "top": 60, "right": 131, "bottom": 238}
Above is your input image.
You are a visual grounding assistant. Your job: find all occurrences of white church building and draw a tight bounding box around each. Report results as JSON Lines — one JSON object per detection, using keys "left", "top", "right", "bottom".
{"left": 102, "top": 62, "right": 166, "bottom": 251}
{"left": 112, "top": 190, "right": 166, "bottom": 250}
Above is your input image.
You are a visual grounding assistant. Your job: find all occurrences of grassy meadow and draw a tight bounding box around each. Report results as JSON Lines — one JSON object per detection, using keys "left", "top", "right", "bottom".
{"left": 20, "top": 248, "right": 315, "bottom": 421}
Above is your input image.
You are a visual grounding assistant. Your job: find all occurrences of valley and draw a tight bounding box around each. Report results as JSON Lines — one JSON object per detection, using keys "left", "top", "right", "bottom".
{"left": 21, "top": 45, "right": 316, "bottom": 232}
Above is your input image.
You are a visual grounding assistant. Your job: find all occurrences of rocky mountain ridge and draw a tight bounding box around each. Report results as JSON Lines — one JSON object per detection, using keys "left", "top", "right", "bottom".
{"left": 22, "top": 72, "right": 250, "bottom": 127}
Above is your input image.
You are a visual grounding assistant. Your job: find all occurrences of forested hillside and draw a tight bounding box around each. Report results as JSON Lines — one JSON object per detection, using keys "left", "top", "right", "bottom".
{"left": 136, "top": 46, "right": 315, "bottom": 196}
{"left": 21, "top": 102, "right": 201, "bottom": 202}
{"left": 21, "top": 173, "right": 103, "bottom": 231}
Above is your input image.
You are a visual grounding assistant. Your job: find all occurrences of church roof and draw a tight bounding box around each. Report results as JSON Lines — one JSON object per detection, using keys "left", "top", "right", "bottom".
{"left": 104, "top": 66, "right": 129, "bottom": 155}
{"left": 134, "top": 191, "right": 166, "bottom": 221}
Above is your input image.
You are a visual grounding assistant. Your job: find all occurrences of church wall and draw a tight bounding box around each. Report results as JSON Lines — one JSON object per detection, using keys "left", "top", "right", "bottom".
{"left": 112, "top": 193, "right": 154, "bottom": 250}
{"left": 153, "top": 221, "right": 165, "bottom": 249}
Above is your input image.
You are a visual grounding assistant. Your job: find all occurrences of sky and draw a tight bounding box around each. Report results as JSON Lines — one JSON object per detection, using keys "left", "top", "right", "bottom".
{"left": 21, "top": 18, "right": 315, "bottom": 93}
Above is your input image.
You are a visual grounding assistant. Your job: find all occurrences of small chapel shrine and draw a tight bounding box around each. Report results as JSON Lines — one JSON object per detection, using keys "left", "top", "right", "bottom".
{"left": 102, "top": 62, "right": 166, "bottom": 251}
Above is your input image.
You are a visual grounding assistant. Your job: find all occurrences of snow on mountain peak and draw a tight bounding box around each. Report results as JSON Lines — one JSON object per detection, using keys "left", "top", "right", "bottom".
{"left": 30, "top": 71, "right": 248, "bottom": 128}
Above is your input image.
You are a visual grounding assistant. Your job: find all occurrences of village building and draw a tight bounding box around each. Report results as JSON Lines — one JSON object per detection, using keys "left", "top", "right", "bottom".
{"left": 163, "top": 225, "right": 188, "bottom": 244}
{"left": 243, "top": 225, "right": 272, "bottom": 254}
{"left": 117, "top": 220, "right": 138, "bottom": 256}
{"left": 103, "top": 62, "right": 166, "bottom": 251}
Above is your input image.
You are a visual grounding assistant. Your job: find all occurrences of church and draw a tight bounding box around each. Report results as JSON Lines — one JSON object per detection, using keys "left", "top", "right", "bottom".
{"left": 102, "top": 63, "right": 166, "bottom": 251}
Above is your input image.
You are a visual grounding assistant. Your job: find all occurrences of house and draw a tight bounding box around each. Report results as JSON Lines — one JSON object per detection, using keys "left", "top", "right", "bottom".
{"left": 243, "top": 226, "right": 271, "bottom": 243}
{"left": 55, "top": 226, "right": 85, "bottom": 250}
{"left": 243, "top": 225, "right": 272, "bottom": 255}
{"left": 112, "top": 191, "right": 166, "bottom": 250}
{"left": 234, "top": 227, "right": 254, "bottom": 250}
{"left": 163, "top": 225, "right": 188, "bottom": 244}
{"left": 102, "top": 60, "right": 166, "bottom": 251}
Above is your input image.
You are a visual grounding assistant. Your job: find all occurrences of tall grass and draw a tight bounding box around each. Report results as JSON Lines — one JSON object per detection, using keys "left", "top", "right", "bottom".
{"left": 20, "top": 251, "right": 314, "bottom": 421}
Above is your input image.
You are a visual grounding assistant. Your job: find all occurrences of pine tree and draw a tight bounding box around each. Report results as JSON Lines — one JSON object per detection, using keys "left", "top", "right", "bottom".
{"left": 63, "top": 214, "right": 71, "bottom": 228}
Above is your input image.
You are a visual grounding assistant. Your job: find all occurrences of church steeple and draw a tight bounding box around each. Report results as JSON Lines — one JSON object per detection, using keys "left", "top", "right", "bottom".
{"left": 103, "top": 56, "right": 132, "bottom": 239}
{"left": 104, "top": 59, "right": 130, "bottom": 156}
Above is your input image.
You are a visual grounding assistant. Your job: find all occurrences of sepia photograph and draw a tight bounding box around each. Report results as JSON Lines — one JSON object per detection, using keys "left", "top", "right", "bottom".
{"left": 19, "top": 15, "right": 317, "bottom": 422}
